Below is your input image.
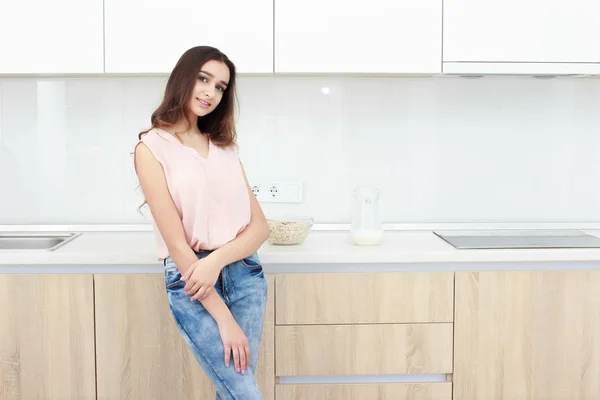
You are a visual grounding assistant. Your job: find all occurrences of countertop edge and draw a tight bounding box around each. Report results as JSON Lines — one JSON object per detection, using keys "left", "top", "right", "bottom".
{"left": 2, "top": 260, "right": 600, "bottom": 274}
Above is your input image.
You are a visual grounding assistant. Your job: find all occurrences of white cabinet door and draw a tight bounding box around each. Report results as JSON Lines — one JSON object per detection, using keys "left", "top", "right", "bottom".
{"left": 275, "top": 0, "right": 442, "bottom": 74}
{"left": 0, "top": 0, "right": 103, "bottom": 73}
{"left": 104, "top": 0, "right": 273, "bottom": 74}
{"left": 444, "top": 0, "right": 600, "bottom": 64}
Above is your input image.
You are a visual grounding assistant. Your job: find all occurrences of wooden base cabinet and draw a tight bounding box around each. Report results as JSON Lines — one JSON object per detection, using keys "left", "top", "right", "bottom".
{"left": 274, "top": 272, "right": 454, "bottom": 400}
{"left": 0, "top": 274, "right": 96, "bottom": 400}
{"left": 10, "top": 268, "right": 600, "bottom": 400}
{"left": 454, "top": 271, "right": 600, "bottom": 400}
{"left": 94, "top": 274, "right": 274, "bottom": 400}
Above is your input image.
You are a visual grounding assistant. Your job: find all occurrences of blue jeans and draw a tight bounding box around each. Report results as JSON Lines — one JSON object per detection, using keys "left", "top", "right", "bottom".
{"left": 164, "top": 250, "right": 267, "bottom": 400}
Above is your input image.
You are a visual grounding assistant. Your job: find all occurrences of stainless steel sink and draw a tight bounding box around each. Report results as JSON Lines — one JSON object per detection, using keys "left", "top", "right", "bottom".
{"left": 0, "top": 232, "right": 81, "bottom": 251}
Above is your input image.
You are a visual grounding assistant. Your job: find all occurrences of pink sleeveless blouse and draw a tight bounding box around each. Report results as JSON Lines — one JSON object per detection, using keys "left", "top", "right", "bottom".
{"left": 138, "top": 128, "right": 251, "bottom": 260}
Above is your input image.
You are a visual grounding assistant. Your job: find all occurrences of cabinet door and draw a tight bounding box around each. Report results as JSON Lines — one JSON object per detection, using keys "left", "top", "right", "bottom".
{"left": 276, "top": 323, "right": 453, "bottom": 376}
{"left": 0, "top": 274, "right": 96, "bottom": 399}
{"left": 94, "top": 274, "right": 274, "bottom": 400}
{"left": 276, "top": 272, "right": 453, "bottom": 325}
{"left": 0, "top": 0, "right": 103, "bottom": 73}
{"left": 104, "top": 0, "right": 273, "bottom": 73}
{"left": 454, "top": 271, "right": 600, "bottom": 400}
{"left": 275, "top": 0, "right": 442, "bottom": 73}
{"left": 444, "top": 0, "right": 600, "bottom": 64}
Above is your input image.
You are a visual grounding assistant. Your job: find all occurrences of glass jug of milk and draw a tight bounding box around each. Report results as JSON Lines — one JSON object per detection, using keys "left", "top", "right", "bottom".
{"left": 350, "top": 187, "right": 383, "bottom": 245}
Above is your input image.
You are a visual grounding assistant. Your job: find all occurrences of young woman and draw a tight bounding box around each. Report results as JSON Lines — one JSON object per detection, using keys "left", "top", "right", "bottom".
{"left": 134, "top": 46, "right": 270, "bottom": 400}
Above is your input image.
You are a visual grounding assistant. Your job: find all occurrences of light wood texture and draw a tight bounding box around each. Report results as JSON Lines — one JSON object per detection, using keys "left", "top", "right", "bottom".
{"left": 276, "top": 324, "right": 453, "bottom": 376}
{"left": 454, "top": 271, "right": 600, "bottom": 400}
{"left": 275, "top": 272, "right": 453, "bottom": 325}
{"left": 94, "top": 274, "right": 212, "bottom": 400}
{"left": 257, "top": 274, "right": 275, "bottom": 400}
{"left": 276, "top": 383, "right": 452, "bottom": 400}
{"left": 0, "top": 274, "right": 96, "bottom": 400}
{"left": 95, "top": 274, "right": 275, "bottom": 400}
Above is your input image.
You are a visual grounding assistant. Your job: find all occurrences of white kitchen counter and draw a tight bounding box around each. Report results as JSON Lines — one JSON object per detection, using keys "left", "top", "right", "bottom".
{"left": 2, "top": 228, "right": 600, "bottom": 273}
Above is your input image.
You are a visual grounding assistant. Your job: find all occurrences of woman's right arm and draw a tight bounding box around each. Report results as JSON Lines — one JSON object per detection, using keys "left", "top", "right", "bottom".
{"left": 134, "top": 142, "right": 233, "bottom": 325}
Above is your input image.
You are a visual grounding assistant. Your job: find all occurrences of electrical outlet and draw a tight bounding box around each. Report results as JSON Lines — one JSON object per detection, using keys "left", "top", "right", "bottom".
{"left": 249, "top": 182, "right": 303, "bottom": 203}
{"left": 268, "top": 185, "right": 279, "bottom": 198}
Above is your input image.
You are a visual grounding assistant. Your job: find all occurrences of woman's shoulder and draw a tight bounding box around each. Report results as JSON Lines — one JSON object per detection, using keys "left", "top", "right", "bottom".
{"left": 135, "top": 128, "right": 170, "bottom": 164}
{"left": 138, "top": 127, "right": 162, "bottom": 143}
{"left": 139, "top": 128, "right": 178, "bottom": 152}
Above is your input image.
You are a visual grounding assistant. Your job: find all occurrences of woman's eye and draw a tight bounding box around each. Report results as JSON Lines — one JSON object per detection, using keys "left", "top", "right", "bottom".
{"left": 199, "top": 76, "right": 208, "bottom": 82}
{"left": 217, "top": 86, "right": 226, "bottom": 92}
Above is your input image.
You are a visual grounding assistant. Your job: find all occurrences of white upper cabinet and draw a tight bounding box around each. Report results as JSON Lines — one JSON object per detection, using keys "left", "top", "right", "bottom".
{"left": 443, "top": 0, "right": 600, "bottom": 74}
{"left": 0, "top": 0, "right": 103, "bottom": 73}
{"left": 104, "top": 0, "right": 273, "bottom": 74}
{"left": 274, "top": 0, "right": 442, "bottom": 74}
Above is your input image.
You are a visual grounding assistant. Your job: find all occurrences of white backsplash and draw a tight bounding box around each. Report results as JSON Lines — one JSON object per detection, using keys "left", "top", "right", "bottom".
{"left": 1, "top": 75, "right": 600, "bottom": 225}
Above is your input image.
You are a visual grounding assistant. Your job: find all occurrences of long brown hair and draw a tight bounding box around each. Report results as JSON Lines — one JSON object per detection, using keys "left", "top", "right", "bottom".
{"left": 138, "top": 46, "right": 238, "bottom": 147}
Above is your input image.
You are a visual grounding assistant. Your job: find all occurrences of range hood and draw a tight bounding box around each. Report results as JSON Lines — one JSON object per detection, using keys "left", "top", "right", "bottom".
{"left": 433, "top": 229, "right": 600, "bottom": 250}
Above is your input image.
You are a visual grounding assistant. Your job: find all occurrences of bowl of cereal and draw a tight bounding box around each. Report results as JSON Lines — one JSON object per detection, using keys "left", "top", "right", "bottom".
{"left": 266, "top": 217, "right": 313, "bottom": 245}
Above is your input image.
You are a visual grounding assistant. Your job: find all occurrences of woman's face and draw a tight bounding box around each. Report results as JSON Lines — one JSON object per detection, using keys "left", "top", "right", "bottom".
{"left": 188, "top": 59, "right": 230, "bottom": 117}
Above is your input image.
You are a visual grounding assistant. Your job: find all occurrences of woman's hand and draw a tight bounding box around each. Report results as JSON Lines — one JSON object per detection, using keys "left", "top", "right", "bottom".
{"left": 218, "top": 316, "right": 250, "bottom": 374}
{"left": 181, "top": 257, "right": 221, "bottom": 301}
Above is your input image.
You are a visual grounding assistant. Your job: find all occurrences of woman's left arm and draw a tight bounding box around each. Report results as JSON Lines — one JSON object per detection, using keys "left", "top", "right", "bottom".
{"left": 182, "top": 162, "right": 270, "bottom": 300}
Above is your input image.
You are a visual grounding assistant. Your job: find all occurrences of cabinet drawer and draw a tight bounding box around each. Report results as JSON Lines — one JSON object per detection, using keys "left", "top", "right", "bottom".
{"left": 276, "top": 324, "right": 453, "bottom": 376}
{"left": 275, "top": 272, "right": 453, "bottom": 325}
{"left": 276, "top": 383, "right": 452, "bottom": 400}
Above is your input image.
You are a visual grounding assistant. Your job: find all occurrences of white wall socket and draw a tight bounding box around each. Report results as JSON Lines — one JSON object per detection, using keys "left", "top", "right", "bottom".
{"left": 250, "top": 181, "right": 303, "bottom": 203}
